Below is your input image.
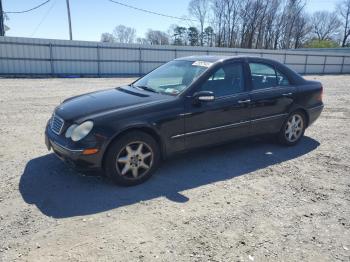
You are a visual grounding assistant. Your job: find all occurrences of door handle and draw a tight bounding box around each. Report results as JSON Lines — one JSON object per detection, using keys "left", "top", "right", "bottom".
{"left": 238, "top": 99, "right": 251, "bottom": 104}
{"left": 282, "top": 93, "right": 293, "bottom": 96}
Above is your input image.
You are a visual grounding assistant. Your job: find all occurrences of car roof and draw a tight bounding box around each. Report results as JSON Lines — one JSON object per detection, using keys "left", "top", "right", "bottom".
{"left": 176, "top": 55, "right": 236, "bottom": 62}
{"left": 175, "top": 55, "right": 229, "bottom": 62}
{"left": 176, "top": 55, "right": 306, "bottom": 84}
{"left": 176, "top": 55, "right": 287, "bottom": 64}
{"left": 176, "top": 55, "right": 270, "bottom": 63}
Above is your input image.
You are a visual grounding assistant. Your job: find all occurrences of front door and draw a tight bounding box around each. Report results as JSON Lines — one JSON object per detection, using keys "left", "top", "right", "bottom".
{"left": 183, "top": 62, "right": 251, "bottom": 149}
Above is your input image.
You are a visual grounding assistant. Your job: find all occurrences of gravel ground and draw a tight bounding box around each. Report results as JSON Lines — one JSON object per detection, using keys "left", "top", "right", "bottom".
{"left": 0, "top": 75, "right": 349, "bottom": 262}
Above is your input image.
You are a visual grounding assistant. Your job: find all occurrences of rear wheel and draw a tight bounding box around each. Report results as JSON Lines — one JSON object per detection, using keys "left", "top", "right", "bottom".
{"left": 278, "top": 111, "right": 306, "bottom": 146}
{"left": 104, "top": 131, "right": 160, "bottom": 186}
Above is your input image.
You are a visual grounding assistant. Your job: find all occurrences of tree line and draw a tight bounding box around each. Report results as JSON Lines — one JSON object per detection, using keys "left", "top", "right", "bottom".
{"left": 101, "top": 0, "right": 350, "bottom": 49}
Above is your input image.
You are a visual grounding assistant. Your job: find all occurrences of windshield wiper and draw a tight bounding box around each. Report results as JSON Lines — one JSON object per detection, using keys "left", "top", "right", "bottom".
{"left": 132, "top": 84, "right": 159, "bottom": 93}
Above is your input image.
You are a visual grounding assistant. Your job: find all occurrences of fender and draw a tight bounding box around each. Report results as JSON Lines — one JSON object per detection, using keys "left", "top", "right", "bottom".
{"left": 100, "top": 122, "right": 166, "bottom": 167}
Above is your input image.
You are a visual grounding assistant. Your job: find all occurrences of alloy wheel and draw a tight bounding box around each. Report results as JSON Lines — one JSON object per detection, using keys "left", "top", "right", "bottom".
{"left": 116, "top": 141, "right": 153, "bottom": 179}
{"left": 285, "top": 114, "right": 304, "bottom": 143}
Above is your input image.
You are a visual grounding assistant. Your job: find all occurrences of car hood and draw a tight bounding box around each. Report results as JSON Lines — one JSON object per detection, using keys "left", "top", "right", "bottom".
{"left": 55, "top": 86, "right": 170, "bottom": 121}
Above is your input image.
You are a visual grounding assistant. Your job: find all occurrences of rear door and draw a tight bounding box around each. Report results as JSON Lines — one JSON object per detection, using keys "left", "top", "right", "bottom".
{"left": 248, "top": 61, "right": 296, "bottom": 134}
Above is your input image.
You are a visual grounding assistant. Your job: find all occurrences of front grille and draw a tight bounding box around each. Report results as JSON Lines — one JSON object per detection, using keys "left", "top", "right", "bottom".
{"left": 51, "top": 114, "right": 64, "bottom": 135}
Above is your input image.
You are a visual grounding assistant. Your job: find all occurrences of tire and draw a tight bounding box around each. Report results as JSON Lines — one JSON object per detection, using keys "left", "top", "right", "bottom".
{"left": 278, "top": 111, "right": 306, "bottom": 146}
{"left": 104, "top": 131, "right": 161, "bottom": 186}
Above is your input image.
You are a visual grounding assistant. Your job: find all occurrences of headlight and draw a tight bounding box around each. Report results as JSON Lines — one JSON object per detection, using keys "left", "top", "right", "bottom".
{"left": 65, "top": 121, "right": 94, "bottom": 142}
{"left": 65, "top": 124, "right": 78, "bottom": 138}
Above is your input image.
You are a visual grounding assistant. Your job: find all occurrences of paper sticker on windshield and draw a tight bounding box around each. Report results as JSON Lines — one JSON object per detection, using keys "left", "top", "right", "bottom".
{"left": 165, "top": 88, "right": 180, "bottom": 95}
{"left": 192, "top": 61, "right": 212, "bottom": 68}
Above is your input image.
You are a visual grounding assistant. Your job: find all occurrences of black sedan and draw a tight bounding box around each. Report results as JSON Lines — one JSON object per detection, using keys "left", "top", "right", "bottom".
{"left": 45, "top": 56, "right": 324, "bottom": 186}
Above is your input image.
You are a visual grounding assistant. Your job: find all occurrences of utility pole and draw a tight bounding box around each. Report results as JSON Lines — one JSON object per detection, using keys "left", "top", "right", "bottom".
{"left": 66, "top": 0, "right": 73, "bottom": 40}
{"left": 0, "top": 0, "right": 5, "bottom": 36}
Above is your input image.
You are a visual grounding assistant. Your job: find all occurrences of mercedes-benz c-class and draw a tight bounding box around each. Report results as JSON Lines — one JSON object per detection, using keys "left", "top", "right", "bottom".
{"left": 45, "top": 56, "right": 323, "bottom": 185}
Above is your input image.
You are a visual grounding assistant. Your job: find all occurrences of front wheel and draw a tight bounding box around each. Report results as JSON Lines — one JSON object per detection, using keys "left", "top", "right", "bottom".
{"left": 104, "top": 131, "right": 160, "bottom": 186}
{"left": 278, "top": 111, "right": 306, "bottom": 146}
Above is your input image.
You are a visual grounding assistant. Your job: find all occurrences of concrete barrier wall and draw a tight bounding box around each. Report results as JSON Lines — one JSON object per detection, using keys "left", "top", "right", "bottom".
{"left": 1, "top": 36, "right": 349, "bottom": 76}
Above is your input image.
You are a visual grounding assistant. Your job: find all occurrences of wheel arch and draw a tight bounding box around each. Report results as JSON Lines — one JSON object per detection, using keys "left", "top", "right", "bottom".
{"left": 293, "top": 108, "right": 309, "bottom": 127}
{"left": 288, "top": 105, "right": 310, "bottom": 127}
{"left": 101, "top": 124, "right": 164, "bottom": 170}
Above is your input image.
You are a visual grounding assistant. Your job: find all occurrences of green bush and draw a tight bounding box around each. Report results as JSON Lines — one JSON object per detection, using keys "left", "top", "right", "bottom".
{"left": 304, "top": 39, "right": 340, "bottom": 48}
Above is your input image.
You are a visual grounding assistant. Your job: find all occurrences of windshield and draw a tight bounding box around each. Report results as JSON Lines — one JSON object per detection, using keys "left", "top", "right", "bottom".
{"left": 132, "top": 60, "right": 210, "bottom": 95}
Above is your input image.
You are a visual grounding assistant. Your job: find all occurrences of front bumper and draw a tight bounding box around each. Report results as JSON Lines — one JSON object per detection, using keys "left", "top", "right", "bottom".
{"left": 45, "top": 125, "right": 104, "bottom": 171}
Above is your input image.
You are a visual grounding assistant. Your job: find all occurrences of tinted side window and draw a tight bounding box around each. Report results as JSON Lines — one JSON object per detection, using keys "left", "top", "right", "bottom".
{"left": 276, "top": 70, "right": 290, "bottom": 86}
{"left": 249, "top": 63, "right": 277, "bottom": 90}
{"left": 211, "top": 68, "right": 225, "bottom": 80}
{"left": 200, "top": 63, "right": 245, "bottom": 97}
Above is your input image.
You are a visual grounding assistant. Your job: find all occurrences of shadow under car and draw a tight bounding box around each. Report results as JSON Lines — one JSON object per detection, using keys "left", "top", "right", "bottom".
{"left": 19, "top": 136, "right": 319, "bottom": 218}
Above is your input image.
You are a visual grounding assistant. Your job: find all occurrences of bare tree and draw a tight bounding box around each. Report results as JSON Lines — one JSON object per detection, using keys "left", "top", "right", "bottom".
{"left": 113, "top": 25, "right": 136, "bottom": 44}
{"left": 146, "top": 30, "right": 170, "bottom": 45}
{"left": 311, "top": 11, "right": 341, "bottom": 41}
{"left": 223, "top": 0, "right": 240, "bottom": 47}
{"left": 279, "top": 0, "right": 307, "bottom": 49}
{"left": 240, "top": 0, "right": 267, "bottom": 48}
{"left": 211, "top": 0, "right": 243, "bottom": 47}
{"left": 212, "top": 0, "right": 226, "bottom": 46}
{"left": 136, "top": 37, "right": 149, "bottom": 45}
{"left": 293, "top": 13, "right": 311, "bottom": 48}
{"left": 200, "top": 0, "right": 341, "bottom": 49}
{"left": 109, "top": 0, "right": 342, "bottom": 49}
{"left": 262, "top": 0, "right": 282, "bottom": 49}
{"left": 338, "top": 0, "right": 350, "bottom": 47}
{"left": 188, "top": 0, "right": 209, "bottom": 45}
{"left": 100, "top": 33, "right": 115, "bottom": 43}
{"left": 211, "top": 0, "right": 308, "bottom": 49}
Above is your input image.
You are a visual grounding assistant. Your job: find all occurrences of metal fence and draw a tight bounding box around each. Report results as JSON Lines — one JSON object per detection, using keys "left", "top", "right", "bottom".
{"left": 1, "top": 36, "right": 350, "bottom": 76}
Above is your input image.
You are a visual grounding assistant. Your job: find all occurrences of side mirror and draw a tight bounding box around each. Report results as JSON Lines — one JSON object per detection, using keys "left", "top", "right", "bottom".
{"left": 193, "top": 91, "right": 215, "bottom": 103}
